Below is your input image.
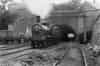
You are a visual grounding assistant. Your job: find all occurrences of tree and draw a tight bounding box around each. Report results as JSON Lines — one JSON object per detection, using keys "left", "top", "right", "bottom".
{"left": 0, "top": 11, "right": 18, "bottom": 30}
{"left": 49, "top": 0, "right": 95, "bottom": 14}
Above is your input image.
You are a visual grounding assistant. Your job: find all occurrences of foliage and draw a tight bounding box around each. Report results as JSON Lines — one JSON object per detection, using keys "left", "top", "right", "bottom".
{"left": 0, "top": 11, "right": 18, "bottom": 25}
{"left": 49, "top": 0, "right": 96, "bottom": 15}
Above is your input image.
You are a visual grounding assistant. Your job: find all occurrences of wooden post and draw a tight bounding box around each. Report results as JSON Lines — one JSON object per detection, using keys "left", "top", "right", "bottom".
{"left": 83, "top": 15, "right": 87, "bottom": 43}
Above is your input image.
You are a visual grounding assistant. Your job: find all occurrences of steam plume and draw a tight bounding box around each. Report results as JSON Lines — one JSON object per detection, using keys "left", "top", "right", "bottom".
{"left": 23, "top": 0, "right": 53, "bottom": 19}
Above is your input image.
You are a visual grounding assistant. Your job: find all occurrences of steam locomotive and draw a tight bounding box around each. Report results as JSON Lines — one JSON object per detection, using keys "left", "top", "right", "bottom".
{"left": 31, "top": 22, "right": 77, "bottom": 49}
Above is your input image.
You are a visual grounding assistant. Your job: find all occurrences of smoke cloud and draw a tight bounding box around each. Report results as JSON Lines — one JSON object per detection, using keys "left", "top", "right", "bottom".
{"left": 23, "top": 0, "right": 53, "bottom": 19}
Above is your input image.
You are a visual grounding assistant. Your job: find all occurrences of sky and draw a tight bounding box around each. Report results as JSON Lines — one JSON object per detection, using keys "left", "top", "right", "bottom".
{"left": 9, "top": 0, "right": 100, "bottom": 19}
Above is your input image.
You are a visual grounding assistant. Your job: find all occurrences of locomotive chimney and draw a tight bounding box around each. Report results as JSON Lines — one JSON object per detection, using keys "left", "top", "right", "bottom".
{"left": 36, "top": 16, "right": 41, "bottom": 23}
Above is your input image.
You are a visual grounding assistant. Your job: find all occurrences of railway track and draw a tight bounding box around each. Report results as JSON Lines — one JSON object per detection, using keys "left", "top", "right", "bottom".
{"left": 0, "top": 42, "right": 92, "bottom": 66}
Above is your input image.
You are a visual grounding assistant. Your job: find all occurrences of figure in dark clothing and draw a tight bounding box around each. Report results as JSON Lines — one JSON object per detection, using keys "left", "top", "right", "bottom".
{"left": 78, "top": 30, "right": 93, "bottom": 44}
